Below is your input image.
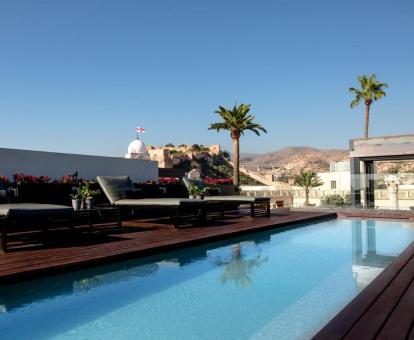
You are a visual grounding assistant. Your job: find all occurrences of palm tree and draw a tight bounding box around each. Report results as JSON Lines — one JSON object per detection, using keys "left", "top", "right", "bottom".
{"left": 209, "top": 104, "right": 267, "bottom": 186}
{"left": 349, "top": 74, "right": 388, "bottom": 138}
{"left": 294, "top": 170, "right": 323, "bottom": 207}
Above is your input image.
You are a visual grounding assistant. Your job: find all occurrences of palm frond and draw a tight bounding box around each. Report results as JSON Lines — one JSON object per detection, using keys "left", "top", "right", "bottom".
{"left": 208, "top": 103, "right": 266, "bottom": 138}
{"left": 209, "top": 122, "right": 228, "bottom": 131}
{"left": 350, "top": 98, "right": 360, "bottom": 108}
{"left": 349, "top": 74, "right": 388, "bottom": 108}
{"left": 294, "top": 171, "right": 323, "bottom": 189}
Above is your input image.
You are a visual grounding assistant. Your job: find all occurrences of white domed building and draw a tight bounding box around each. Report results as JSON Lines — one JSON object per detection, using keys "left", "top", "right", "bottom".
{"left": 124, "top": 138, "right": 150, "bottom": 160}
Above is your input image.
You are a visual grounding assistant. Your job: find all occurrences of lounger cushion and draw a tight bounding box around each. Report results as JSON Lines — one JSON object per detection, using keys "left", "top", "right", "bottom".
{"left": 97, "top": 176, "right": 135, "bottom": 205}
{"left": 0, "top": 203, "right": 73, "bottom": 218}
{"left": 124, "top": 188, "right": 143, "bottom": 199}
{"left": 114, "top": 198, "right": 205, "bottom": 207}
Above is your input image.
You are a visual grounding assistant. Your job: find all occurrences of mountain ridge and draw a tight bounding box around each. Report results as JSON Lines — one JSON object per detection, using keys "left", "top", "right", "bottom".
{"left": 240, "top": 146, "right": 349, "bottom": 170}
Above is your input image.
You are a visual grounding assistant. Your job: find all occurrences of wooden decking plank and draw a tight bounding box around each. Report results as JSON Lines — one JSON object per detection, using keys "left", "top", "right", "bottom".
{"left": 376, "top": 269, "right": 414, "bottom": 339}
{"left": 313, "top": 241, "right": 414, "bottom": 339}
{"left": 345, "top": 253, "right": 414, "bottom": 339}
{"left": 408, "top": 323, "right": 414, "bottom": 340}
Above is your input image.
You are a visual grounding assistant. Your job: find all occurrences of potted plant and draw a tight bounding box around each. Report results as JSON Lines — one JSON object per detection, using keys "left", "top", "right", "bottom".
{"left": 70, "top": 188, "right": 83, "bottom": 211}
{"left": 187, "top": 183, "right": 206, "bottom": 199}
{"left": 79, "top": 182, "right": 101, "bottom": 209}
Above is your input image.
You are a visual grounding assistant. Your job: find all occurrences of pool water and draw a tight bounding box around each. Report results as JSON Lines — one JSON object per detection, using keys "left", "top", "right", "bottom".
{"left": 1, "top": 218, "right": 414, "bottom": 340}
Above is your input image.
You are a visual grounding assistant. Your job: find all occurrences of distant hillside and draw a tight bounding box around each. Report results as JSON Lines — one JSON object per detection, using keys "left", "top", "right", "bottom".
{"left": 241, "top": 146, "right": 349, "bottom": 174}
{"left": 175, "top": 153, "right": 261, "bottom": 185}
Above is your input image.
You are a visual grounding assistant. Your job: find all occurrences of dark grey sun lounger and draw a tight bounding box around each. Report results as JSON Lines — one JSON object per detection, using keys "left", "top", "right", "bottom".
{"left": 0, "top": 203, "right": 74, "bottom": 252}
{"left": 96, "top": 176, "right": 207, "bottom": 227}
{"left": 183, "top": 177, "right": 270, "bottom": 217}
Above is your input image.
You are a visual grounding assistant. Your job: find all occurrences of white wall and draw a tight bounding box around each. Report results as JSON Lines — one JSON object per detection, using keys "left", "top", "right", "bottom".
{"left": 0, "top": 148, "right": 158, "bottom": 182}
{"left": 317, "top": 171, "right": 351, "bottom": 191}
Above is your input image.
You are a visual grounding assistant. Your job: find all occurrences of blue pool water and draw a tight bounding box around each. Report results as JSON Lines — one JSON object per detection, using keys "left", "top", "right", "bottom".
{"left": 1, "top": 218, "right": 414, "bottom": 339}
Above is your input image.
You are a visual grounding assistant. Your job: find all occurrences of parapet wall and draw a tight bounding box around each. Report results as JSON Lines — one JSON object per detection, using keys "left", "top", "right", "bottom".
{"left": 0, "top": 148, "right": 158, "bottom": 182}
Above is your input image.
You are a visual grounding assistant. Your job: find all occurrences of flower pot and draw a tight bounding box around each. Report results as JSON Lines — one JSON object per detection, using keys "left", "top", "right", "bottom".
{"left": 72, "top": 199, "right": 82, "bottom": 211}
{"left": 85, "top": 197, "right": 95, "bottom": 210}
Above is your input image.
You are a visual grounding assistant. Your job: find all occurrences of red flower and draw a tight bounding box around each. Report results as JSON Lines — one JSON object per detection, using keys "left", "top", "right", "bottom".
{"left": 57, "top": 174, "right": 80, "bottom": 184}
{"left": 159, "top": 177, "right": 180, "bottom": 185}
{"left": 0, "top": 175, "right": 9, "bottom": 184}
{"left": 13, "top": 173, "right": 51, "bottom": 184}
{"left": 204, "top": 177, "right": 233, "bottom": 185}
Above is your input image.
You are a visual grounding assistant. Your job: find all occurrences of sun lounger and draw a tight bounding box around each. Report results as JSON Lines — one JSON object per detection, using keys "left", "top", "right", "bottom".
{"left": 183, "top": 177, "right": 270, "bottom": 217}
{"left": 0, "top": 203, "right": 74, "bottom": 252}
{"left": 96, "top": 176, "right": 207, "bottom": 227}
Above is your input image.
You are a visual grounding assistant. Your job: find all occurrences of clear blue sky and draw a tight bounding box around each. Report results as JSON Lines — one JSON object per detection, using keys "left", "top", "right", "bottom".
{"left": 1, "top": 0, "right": 413, "bottom": 156}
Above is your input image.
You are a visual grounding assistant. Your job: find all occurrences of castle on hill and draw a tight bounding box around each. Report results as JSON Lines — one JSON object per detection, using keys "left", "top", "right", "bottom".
{"left": 124, "top": 136, "right": 220, "bottom": 168}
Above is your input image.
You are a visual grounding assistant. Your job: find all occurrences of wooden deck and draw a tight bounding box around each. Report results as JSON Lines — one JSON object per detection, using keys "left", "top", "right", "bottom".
{"left": 0, "top": 211, "right": 334, "bottom": 285}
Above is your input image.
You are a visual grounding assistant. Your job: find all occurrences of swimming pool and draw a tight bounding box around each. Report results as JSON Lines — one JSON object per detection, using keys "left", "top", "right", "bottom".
{"left": 1, "top": 218, "right": 414, "bottom": 339}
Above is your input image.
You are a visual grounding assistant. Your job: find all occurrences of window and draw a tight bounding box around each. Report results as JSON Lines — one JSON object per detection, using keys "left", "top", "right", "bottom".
{"left": 330, "top": 180, "right": 337, "bottom": 189}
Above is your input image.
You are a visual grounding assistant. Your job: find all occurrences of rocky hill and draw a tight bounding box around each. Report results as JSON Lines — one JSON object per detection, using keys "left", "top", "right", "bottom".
{"left": 175, "top": 153, "right": 261, "bottom": 185}
{"left": 240, "top": 146, "right": 414, "bottom": 176}
{"left": 241, "top": 147, "right": 349, "bottom": 175}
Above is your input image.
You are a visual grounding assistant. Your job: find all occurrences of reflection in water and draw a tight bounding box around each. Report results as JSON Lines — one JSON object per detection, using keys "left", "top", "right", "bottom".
{"left": 352, "top": 220, "right": 397, "bottom": 291}
{"left": 0, "top": 232, "right": 271, "bottom": 312}
{"left": 216, "top": 243, "right": 268, "bottom": 286}
{"left": 0, "top": 262, "right": 160, "bottom": 312}
{"left": 0, "top": 221, "right": 404, "bottom": 314}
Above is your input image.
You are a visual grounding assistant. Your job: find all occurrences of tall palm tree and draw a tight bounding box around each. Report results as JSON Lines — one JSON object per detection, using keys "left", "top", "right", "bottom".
{"left": 349, "top": 74, "right": 388, "bottom": 138}
{"left": 209, "top": 104, "right": 267, "bottom": 186}
{"left": 294, "top": 170, "right": 323, "bottom": 207}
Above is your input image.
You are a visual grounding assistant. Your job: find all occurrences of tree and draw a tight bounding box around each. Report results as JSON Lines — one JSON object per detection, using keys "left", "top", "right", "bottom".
{"left": 165, "top": 143, "right": 175, "bottom": 148}
{"left": 294, "top": 170, "right": 323, "bottom": 207}
{"left": 221, "top": 150, "right": 231, "bottom": 161}
{"left": 191, "top": 144, "right": 201, "bottom": 152}
{"left": 209, "top": 104, "right": 266, "bottom": 186}
{"left": 349, "top": 74, "right": 388, "bottom": 138}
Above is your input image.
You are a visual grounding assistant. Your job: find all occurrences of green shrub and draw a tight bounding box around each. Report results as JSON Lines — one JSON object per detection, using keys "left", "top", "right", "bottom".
{"left": 321, "top": 194, "right": 345, "bottom": 207}
{"left": 343, "top": 193, "right": 351, "bottom": 206}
